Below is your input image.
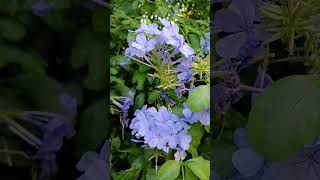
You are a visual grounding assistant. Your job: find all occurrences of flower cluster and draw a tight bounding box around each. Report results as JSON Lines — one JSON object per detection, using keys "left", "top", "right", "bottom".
{"left": 130, "top": 105, "right": 191, "bottom": 156}
{"left": 125, "top": 17, "right": 194, "bottom": 59}
{"left": 76, "top": 140, "right": 109, "bottom": 180}
{"left": 213, "top": 0, "right": 272, "bottom": 116}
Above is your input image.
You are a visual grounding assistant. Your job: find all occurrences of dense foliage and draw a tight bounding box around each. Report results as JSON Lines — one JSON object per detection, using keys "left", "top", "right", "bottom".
{"left": 0, "top": 0, "right": 108, "bottom": 179}
{"left": 212, "top": 0, "right": 320, "bottom": 179}
{"left": 110, "top": 0, "right": 210, "bottom": 179}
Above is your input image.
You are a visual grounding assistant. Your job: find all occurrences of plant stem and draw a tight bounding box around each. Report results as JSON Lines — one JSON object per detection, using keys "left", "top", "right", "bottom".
{"left": 155, "top": 154, "right": 158, "bottom": 173}
{"left": 269, "top": 57, "right": 304, "bottom": 63}
{"left": 181, "top": 164, "right": 185, "bottom": 180}
{"left": 239, "top": 84, "right": 263, "bottom": 93}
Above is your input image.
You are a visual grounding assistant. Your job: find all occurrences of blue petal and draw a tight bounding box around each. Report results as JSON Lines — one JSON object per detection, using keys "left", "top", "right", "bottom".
{"left": 76, "top": 152, "right": 99, "bottom": 171}
{"left": 215, "top": 9, "right": 244, "bottom": 33}
{"left": 215, "top": 32, "right": 248, "bottom": 58}
{"left": 232, "top": 148, "right": 264, "bottom": 177}
{"left": 229, "top": 0, "right": 255, "bottom": 28}
{"left": 233, "top": 128, "right": 250, "bottom": 148}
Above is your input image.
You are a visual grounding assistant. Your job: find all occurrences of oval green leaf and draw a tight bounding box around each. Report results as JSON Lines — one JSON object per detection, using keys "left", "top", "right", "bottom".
{"left": 158, "top": 160, "right": 181, "bottom": 180}
{"left": 187, "top": 85, "right": 210, "bottom": 112}
{"left": 248, "top": 75, "right": 320, "bottom": 160}
{"left": 185, "top": 157, "right": 210, "bottom": 180}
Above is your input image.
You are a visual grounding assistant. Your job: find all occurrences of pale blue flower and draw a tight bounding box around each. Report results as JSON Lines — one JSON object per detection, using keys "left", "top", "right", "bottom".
{"left": 176, "top": 57, "right": 194, "bottom": 83}
{"left": 135, "top": 23, "right": 161, "bottom": 35}
{"left": 174, "top": 151, "right": 187, "bottom": 161}
{"left": 194, "top": 108, "right": 210, "bottom": 125}
{"left": 130, "top": 105, "right": 191, "bottom": 153}
{"left": 158, "top": 18, "right": 185, "bottom": 47}
{"left": 180, "top": 44, "right": 195, "bottom": 58}
{"left": 182, "top": 103, "right": 210, "bottom": 125}
{"left": 76, "top": 140, "right": 109, "bottom": 180}
{"left": 32, "top": 1, "right": 54, "bottom": 17}
{"left": 132, "top": 33, "right": 157, "bottom": 57}
{"left": 125, "top": 33, "right": 157, "bottom": 58}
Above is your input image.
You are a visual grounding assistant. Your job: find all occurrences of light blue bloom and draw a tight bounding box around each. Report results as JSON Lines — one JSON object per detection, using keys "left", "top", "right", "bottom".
{"left": 176, "top": 57, "right": 194, "bottom": 83}
{"left": 174, "top": 151, "right": 187, "bottom": 161}
{"left": 125, "top": 33, "right": 157, "bottom": 58}
{"left": 76, "top": 140, "right": 109, "bottom": 180}
{"left": 194, "top": 107, "right": 210, "bottom": 125}
{"left": 130, "top": 105, "right": 191, "bottom": 153}
{"left": 135, "top": 23, "right": 161, "bottom": 35}
{"left": 180, "top": 44, "right": 195, "bottom": 58}
{"left": 32, "top": 1, "right": 54, "bottom": 17}
{"left": 182, "top": 103, "right": 210, "bottom": 125}
{"left": 158, "top": 18, "right": 185, "bottom": 47}
{"left": 132, "top": 33, "right": 157, "bottom": 56}
{"left": 203, "top": 32, "right": 210, "bottom": 54}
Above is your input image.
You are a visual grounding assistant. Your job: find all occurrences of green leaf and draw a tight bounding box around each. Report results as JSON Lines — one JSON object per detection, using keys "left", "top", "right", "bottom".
{"left": 158, "top": 160, "right": 181, "bottom": 180}
{"left": 73, "top": 100, "right": 108, "bottom": 159}
{"left": 188, "top": 123, "right": 204, "bottom": 158}
{"left": 0, "top": 18, "right": 26, "bottom": 42}
{"left": 184, "top": 166, "right": 199, "bottom": 180}
{"left": 113, "top": 168, "right": 139, "bottom": 180}
{"left": 139, "top": 64, "right": 150, "bottom": 72}
{"left": 188, "top": 33, "right": 200, "bottom": 50}
{"left": 92, "top": 6, "right": 108, "bottom": 33}
{"left": 0, "top": 136, "right": 32, "bottom": 167}
{"left": 0, "top": 46, "right": 46, "bottom": 76}
{"left": 212, "top": 140, "right": 236, "bottom": 178}
{"left": 131, "top": 156, "right": 150, "bottom": 170}
{"left": 70, "top": 29, "right": 106, "bottom": 91}
{"left": 187, "top": 85, "right": 210, "bottom": 112}
{"left": 7, "top": 75, "right": 71, "bottom": 116}
{"left": 148, "top": 91, "right": 160, "bottom": 104}
{"left": 146, "top": 168, "right": 157, "bottom": 180}
{"left": 204, "top": 124, "right": 210, "bottom": 133}
{"left": 224, "top": 109, "right": 247, "bottom": 129}
{"left": 172, "top": 106, "right": 184, "bottom": 118}
{"left": 127, "top": 32, "right": 136, "bottom": 42}
{"left": 134, "top": 93, "right": 145, "bottom": 109}
{"left": 132, "top": 71, "right": 147, "bottom": 90}
{"left": 185, "top": 157, "right": 210, "bottom": 180}
{"left": 248, "top": 75, "right": 320, "bottom": 160}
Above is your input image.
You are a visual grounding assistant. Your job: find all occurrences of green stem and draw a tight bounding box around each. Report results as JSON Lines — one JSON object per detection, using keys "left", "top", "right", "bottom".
{"left": 155, "top": 154, "right": 158, "bottom": 173}
{"left": 181, "top": 164, "right": 185, "bottom": 180}
{"left": 288, "top": 0, "right": 295, "bottom": 56}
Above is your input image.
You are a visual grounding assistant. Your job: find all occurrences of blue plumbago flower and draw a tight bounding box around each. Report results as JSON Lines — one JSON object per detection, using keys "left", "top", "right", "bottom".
{"left": 214, "top": 0, "right": 269, "bottom": 58}
{"left": 174, "top": 150, "right": 187, "bottom": 161}
{"left": 20, "top": 111, "right": 75, "bottom": 178}
{"left": 176, "top": 57, "right": 194, "bottom": 83}
{"left": 32, "top": 1, "right": 54, "bottom": 17}
{"left": 182, "top": 103, "right": 210, "bottom": 125}
{"left": 76, "top": 140, "right": 109, "bottom": 180}
{"left": 111, "top": 91, "right": 134, "bottom": 127}
{"left": 202, "top": 32, "right": 210, "bottom": 54}
{"left": 129, "top": 33, "right": 158, "bottom": 58}
{"left": 213, "top": 74, "right": 243, "bottom": 116}
{"left": 259, "top": 145, "right": 320, "bottom": 180}
{"left": 231, "top": 128, "right": 269, "bottom": 179}
{"left": 135, "top": 23, "right": 161, "bottom": 35}
{"left": 59, "top": 93, "right": 77, "bottom": 120}
{"left": 130, "top": 105, "right": 191, "bottom": 153}
{"left": 158, "top": 18, "right": 182, "bottom": 46}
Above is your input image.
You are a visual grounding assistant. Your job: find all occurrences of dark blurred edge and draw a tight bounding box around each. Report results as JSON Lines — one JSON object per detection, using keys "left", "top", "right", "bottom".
{"left": 210, "top": 0, "right": 214, "bottom": 179}
{"left": 106, "top": 0, "right": 111, "bottom": 179}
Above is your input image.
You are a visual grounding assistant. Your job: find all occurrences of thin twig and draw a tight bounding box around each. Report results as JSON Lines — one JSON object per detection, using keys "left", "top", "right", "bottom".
{"left": 269, "top": 57, "right": 304, "bottom": 63}
{"left": 239, "top": 84, "right": 264, "bottom": 93}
